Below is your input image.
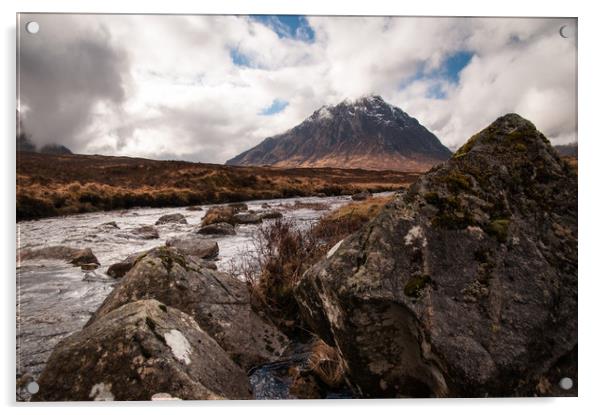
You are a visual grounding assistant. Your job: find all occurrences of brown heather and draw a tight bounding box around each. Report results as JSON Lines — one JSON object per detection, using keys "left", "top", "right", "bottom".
{"left": 233, "top": 196, "right": 394, "bottom": 335}
{"left": 16, "top": 152, "right": 417, "bottom": 221}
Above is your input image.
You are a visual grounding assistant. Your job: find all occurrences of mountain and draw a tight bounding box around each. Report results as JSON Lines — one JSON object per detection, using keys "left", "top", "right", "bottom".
{"left": 227, "top": 95, "right": 451, "bottom": 172}
{"left": 39, "top": 144, "right": 73, "bottom": 155}
{"left": 16, "top": 110, "right": 72, "bottom": 155}
{"left": 296, "top": 114, "right": 577, "bottom": 397}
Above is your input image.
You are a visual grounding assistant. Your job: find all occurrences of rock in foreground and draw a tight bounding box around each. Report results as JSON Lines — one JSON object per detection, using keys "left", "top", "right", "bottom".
{"left": 88, "top": 247, "right": 288, "bottom": 370}
{"left": 34, "top": 299, "right": 251, "bottom": 401}
{"left": 296, "top": 114, "right": 577, "bottom": 398}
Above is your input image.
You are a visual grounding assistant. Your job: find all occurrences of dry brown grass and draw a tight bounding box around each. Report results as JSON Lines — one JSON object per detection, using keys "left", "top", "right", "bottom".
{"left": 306, "top": 339, "right": 346, "bottom": 388}
{"left": 17, "top": 152, "right": 417, "bottom": 220}
{"left": 322, "top": 196, "right": 392, "bottom": 222}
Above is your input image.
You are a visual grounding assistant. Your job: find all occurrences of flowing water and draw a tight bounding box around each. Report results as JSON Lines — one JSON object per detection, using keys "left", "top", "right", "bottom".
{"left": 16, "top": 194, "right": 375, "bottom": 383}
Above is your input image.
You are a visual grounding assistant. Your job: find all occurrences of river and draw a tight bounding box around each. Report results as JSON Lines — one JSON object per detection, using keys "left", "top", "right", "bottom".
{"left": 16, "top": 193, "right": 378, "bottom": 386}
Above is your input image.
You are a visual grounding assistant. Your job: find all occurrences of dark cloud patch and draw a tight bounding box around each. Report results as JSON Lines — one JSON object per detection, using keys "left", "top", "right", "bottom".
{"left": 18, "top": 14, "right": 130, "bottom": 151}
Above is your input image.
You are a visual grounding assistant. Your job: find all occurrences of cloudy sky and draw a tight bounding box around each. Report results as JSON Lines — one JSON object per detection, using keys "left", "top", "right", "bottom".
{"left": 18, "top": 14, "right": 577, "bottom": 163}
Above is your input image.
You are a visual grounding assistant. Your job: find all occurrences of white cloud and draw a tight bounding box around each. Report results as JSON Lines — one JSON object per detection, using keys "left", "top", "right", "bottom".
{"left": 19, "top": 14, "right": 577, "bottom": 161}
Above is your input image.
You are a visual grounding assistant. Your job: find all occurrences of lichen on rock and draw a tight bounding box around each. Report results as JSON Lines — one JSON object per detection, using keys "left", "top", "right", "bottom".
{"left": 295, "top": 114, "right": 577, "bottom": 398}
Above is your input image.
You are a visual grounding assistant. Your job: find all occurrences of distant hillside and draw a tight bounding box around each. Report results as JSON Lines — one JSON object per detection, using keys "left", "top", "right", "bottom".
{"left": 16, "top": 152, "right": 419, "bottom": 221}
{"left": 554, "top": 143, "right": 577, "bottom": 158}
{"left": 227, "top": 95, "right": 451, "bottom": 172}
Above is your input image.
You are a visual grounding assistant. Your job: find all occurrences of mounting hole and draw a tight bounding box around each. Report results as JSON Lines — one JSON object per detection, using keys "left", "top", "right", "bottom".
{"left": 26, "top": 21, "right": 40, "bottom": 34}
{"left": 26, "top": 381, "right": 39, "bottom": 394}
{"left": 559, "top": 377, "right": 573, "bottom": 390}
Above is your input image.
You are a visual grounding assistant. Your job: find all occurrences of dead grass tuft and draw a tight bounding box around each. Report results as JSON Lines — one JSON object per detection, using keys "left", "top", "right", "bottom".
{"left": 307, "top": 339, "right": 346, "bottom": 388}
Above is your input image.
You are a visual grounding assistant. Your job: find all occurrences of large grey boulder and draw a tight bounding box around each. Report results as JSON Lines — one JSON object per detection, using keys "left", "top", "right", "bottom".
{"left": 295, "top": 114, "right": 577, "bottom": 398}
{"left": 34, "top": 299, "right": 251, "bottom": 401}
{"left": 88, "top": 247, "right": 288, "bottom": 370}
{"left": 107, "top": 247, "right": 217, "bottom": 279}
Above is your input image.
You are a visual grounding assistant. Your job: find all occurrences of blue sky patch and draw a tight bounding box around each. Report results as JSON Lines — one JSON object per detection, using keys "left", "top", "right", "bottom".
{"left": 230, "top": 47, "right": 253, "bottom": 67}
{"left": 260, "top": 99, "right": 289, "bottom": 115}
{"left": 426, "top": 83, "right": 447, "bottom": 100}
{"left": 252, "top": 15, "right": 315, "bottom": 42}
{"left": 441, "top": 51, "right": 474, "bottom": 84}
{"left": 397, "top": 51, "right": 474, "bottom": 97}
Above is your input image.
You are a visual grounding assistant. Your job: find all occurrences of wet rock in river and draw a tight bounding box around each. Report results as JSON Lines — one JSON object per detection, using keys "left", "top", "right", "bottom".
{"left": 232, "top": 212, "right": 262, "bottom": 225}
{"left": 88, "top": 246, "right": 289, "bottom": 371}
{"left": 34, "top": 299, "right": 251, "bottom": 401}
{"left": 186, "top": 206, "right": 204, "bottom": 211}
{"left": 259, "top": 210, "right": 283, "bottom": 220}
{"left": 296, "top": 114, "right": 578, "bottom": 398}
{"left": 107, "top": 251, "right": 147, "bottom": 278}
{"left": 70, "top": 248, "right": 100, "bottom": 267}
{"left": 18, "top": 246, "right": 100, "bottom": 267}
{"left": 202, "top": 206, "right": 237, "bottom": 226}
{"left": 197, "top": 222, "right": 236, "bottom": 236}
{"left": 155, "top": 213, "right": 187, "bottom": 225}
{"left": 80, "top": 263, "right": 99, "bottom": 271}
{"left": 99, "top": 221, "right": 120, "bottom": 229}
{"left": 202, "top": 204, "right": 249, "bottom": 226}
{"left": 351, "top": 190, "right": 372, "bottom": 201}
{"left": 130, "top": 225, "right": 159, "bottom": 240}
{"left": 165, "top": 237, "right": 219, "bottom": 260}
{"left": 227, "top": 202, "right": 248, "bottom": 211}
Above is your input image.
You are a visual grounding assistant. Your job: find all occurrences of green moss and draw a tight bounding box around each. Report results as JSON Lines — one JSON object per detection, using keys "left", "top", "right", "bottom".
{"left": 443, "top": 171, "right": 472, "bottom": 193}
{"left": 513, "top": 142, "right": 527, "bottom": 152}
{"left": 453, "top": 134, "right": 479, "bottom": 158}
{"left": 153, "top": 246, "right": 189, "bottom": 271}
{"left": 404, "top": 274, "right": 431, "bottom": 298}
{"left": 485, "top": 219, "right": 510, "bottom": 242}
{"left": 432, "top": 211, "right": 474, "bottom": 230}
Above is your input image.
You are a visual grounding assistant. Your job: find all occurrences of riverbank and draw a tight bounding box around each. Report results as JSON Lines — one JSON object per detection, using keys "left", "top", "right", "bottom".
{"left": 17, "top": 152, "right": 419, "bottom": 221}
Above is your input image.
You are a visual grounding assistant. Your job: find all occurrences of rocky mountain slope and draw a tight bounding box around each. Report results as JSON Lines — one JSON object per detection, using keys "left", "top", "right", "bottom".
{"left": 295, "top": 114, "right": 577, "bottom": 397}
{"left": 227, "top": 95, "right": 451, "bottom": 172}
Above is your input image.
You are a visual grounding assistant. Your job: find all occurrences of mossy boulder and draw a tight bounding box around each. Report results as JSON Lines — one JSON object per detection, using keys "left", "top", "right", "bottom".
{"left": 295, "top": 114, "right": 577, "bottom": 398}
{"left": 34, "top": 299, "right": 251, "bottom": 401}
{"left": 88, "top": 247, "right": 288, "bottom": 370}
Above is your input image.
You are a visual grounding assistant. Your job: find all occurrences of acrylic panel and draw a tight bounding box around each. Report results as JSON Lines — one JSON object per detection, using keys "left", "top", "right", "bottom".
{"left": 16, "top": 13, "right": 577, "bottom": 401}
